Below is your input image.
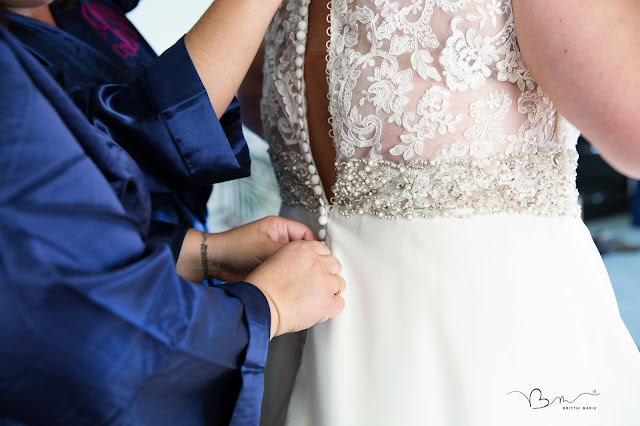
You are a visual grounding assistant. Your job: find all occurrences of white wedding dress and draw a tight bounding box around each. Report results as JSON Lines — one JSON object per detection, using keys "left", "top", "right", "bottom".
{"left": 259, "top": 1, "right": 640, "bottom": 425}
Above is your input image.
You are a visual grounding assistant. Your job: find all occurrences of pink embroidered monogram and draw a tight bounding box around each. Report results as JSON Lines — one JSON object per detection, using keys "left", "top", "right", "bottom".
{"left": 81, "top": 2, "right": 138, "bottom": 58}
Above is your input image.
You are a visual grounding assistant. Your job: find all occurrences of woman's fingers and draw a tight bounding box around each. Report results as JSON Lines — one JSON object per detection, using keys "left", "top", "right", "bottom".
{"left": 245, "top": 239, "right": 345, "bottom": 337}
{"left": 263, "top": 216, "right": 319, "bottom": 244}
{"left": 323, "top": 254, "right": 342, "bottom": 276}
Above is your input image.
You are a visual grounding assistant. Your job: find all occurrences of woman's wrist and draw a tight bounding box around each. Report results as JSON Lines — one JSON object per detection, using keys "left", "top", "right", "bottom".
{"left": 199, "top": 231, "right": 215, "bottom": 281}
{"left": 262, "top": 290, "right": 280, "bottom": 340}
{"left": 246, "top": 277, "right": 280, "bottom": 340}
{"left": 176, "top": 229, "right": 221, "bottom": 282}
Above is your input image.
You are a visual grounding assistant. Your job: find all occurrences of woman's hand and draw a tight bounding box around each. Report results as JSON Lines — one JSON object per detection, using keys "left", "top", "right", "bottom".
{"left": 245, "top": 240, "right": 346, "bottom": 339}
{"left": 176, "top": 216, "right": 317, "bottom": 283}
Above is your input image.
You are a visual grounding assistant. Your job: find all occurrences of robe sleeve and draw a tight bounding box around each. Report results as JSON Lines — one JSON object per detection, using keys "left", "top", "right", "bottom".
{"left": 147, "top": 220, "right": 189, "bottom": 261}
{"left": 68, "top": 37, "right": 251, "bottom": 193}
{"left": 0, "top": 28, "right": 267, "bottom": 426}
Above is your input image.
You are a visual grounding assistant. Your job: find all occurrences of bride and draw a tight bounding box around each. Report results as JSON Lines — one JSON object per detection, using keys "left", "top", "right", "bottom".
{"left": 242, "top": 0, "right": 640, "bottom": 424}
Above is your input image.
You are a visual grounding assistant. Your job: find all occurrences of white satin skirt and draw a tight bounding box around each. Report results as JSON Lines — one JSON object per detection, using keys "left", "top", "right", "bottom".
{"left": 262, "top": 205, "right": 640, "bottom": 426}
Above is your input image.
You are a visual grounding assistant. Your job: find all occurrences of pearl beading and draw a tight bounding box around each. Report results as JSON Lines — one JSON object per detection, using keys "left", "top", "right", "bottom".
{"left": 333, "top": 148, "right": 581, "bottom": 219}
{"left": 271, "top": 144, "right": 581, "bottom": 220}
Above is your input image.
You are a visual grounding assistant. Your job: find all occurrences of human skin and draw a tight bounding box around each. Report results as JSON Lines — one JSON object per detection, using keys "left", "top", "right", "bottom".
{"left": 4, "top": 0, "right": 348, "bottom": 341}
{"left": 241, "top": 1, "right": 640, "bottom": 180}
{"left": 4, "top": 0, "right": 287, "bottom": 119}
{"left": 184, "top": 0, "right": 285, "bottom": 118}
{"left": 14, "top": 1, "right": 639, "bottom": 177}
{"left": 512, "top": 0, "right": 640, "bottom": 179}
{"left": 176, "top": 216, "right": 317, "bottom": 284}
{"left": 2, "top": 0, "right": 52, "bottom": 9}
{"left": 176, "top": 217, "right": 346, "bottom": 340}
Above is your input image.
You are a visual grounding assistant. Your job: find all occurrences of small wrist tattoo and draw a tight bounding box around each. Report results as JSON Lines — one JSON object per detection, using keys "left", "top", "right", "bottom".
{"left": 201, "top": 232, "right": 212, "bottom": 281}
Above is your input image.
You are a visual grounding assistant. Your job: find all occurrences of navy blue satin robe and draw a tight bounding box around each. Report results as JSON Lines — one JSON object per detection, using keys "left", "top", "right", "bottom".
{"left": 4, "top": 0, "right": 251, "bottom": 232}
{"left": 0, "top": 27, "right": 268, "bottom": 425}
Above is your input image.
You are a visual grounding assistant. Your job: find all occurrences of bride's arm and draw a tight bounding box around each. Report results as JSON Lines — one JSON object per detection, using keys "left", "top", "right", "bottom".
{"left": 185, "top": 0, "right": 280, "bottom": 119}
{"left": 512, "top": 0, "right": 640, "bottom": 179}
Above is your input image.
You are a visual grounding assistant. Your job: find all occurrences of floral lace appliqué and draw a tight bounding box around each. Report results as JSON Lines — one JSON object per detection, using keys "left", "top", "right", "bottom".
{"left": 262, "top": 0, "right": 581, "bottom": 219}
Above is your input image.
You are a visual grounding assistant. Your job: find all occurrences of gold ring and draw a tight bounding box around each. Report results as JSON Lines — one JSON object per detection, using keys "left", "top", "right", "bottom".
{"left": 335, "top": 275, "right": 345, "bottom": 296}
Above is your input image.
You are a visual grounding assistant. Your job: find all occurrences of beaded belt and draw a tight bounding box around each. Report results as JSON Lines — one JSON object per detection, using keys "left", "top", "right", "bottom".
{"left": 270, "top": 146, "right": 581, "bottom": 220}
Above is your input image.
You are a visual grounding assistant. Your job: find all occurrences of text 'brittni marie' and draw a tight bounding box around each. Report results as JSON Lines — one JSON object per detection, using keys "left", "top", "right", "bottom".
{"left": 507, "top": 388, "right": 600, "bottom": 410}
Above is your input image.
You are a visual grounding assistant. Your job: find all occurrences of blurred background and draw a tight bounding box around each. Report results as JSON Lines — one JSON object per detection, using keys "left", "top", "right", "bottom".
{"left": 129, "top": 1, "right": 640, "bottom": 348}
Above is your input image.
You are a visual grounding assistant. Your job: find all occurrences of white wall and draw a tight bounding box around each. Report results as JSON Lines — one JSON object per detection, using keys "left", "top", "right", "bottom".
{"left": 127, "top": 0, "right": 212, "bottom": 54}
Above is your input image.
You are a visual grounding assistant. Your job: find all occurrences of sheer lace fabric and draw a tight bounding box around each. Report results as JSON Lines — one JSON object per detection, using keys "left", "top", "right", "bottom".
{"left": 262, "top": 0, "right": 581, "bottom": 219}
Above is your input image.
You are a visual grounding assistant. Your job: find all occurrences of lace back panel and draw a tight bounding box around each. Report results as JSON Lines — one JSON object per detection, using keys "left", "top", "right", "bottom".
{"left": 262, "top": 0, "right": 581, "bottom": 221}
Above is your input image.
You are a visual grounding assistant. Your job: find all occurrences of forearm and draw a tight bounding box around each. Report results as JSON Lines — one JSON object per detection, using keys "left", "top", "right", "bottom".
{"left": 175, "top": 228, "right": 279, "bottom": 339}
{"left": 513, "top": 0, "right": 640, "bottom": 178}
{"left": 175, "top": 229, "right": 220, "bottom": 282}
{"left": 185, "top": 0, "right": 281, "bottom": 118}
